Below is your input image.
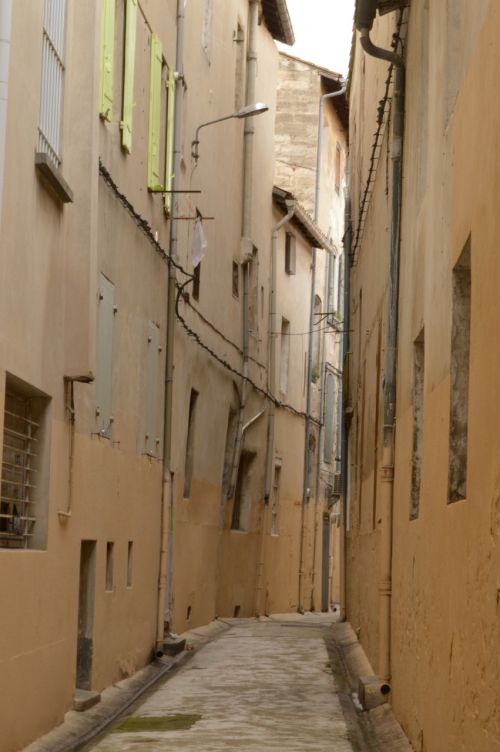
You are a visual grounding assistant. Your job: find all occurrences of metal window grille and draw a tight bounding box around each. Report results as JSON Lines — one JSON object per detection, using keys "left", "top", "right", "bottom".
{"left": 0, "top": 393, "right": 39, "bottom": 548}
{"left": 38, "top": 0, "right": 66, "bottom": 169}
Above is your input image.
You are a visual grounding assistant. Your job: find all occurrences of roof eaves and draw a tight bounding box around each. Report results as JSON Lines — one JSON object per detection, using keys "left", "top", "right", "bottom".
{"left": 272, "top": 187, "right": 335, "bottom": 253}
{"left": 279, "top": 50, "right": 342, "bottom": 81}
{"left": 261, "top": 0, "right": 295, "bottom": 46}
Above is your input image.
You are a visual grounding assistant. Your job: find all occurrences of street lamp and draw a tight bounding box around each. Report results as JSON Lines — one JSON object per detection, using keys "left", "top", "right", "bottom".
{"left": 191, "top": 102, "right": 269, "bottom": 163}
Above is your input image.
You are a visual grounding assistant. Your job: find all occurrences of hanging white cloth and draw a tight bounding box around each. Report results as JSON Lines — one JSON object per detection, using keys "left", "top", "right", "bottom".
{"left": 191, "top": 213, "right": 208, "bottom": 268}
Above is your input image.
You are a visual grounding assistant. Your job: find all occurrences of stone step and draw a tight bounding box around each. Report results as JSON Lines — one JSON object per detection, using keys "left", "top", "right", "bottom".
{"left": 73, "top": 689, "right": 101, "bottom": 712}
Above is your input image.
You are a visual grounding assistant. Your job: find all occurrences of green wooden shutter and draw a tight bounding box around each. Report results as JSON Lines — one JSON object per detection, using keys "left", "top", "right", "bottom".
{"left": 164, "top": 65, "right": 176, "bottom": 213}
{"left": 148, "top": 33, "right": 163, "bottom": 190}
{"left": 120, "top": 0, "right": 137, "bottom": 152}
{"left": 99, "top": 0, "right": 116, "bottom": 121}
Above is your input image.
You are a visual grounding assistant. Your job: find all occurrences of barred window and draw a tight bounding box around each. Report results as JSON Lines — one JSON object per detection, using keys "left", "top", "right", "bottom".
{"left": 38, "top": 0, "right": 66, "bottom": 169}
{"left": 1, "top": 380, "right": 50, "bottom": 550}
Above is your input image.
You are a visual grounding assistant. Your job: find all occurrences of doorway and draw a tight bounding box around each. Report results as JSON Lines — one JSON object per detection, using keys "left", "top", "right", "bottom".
{"left": 321, "top": 513, "right": 330, "bottom": 612}
{"left": 76, "top": 540, "right": 96, "bottom": 689}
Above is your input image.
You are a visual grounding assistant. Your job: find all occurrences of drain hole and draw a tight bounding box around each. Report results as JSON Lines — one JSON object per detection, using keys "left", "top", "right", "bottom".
{"left": 233, "top": 605, "right": 240, "bottom": 618}
{"left": 186, "top": 605, "right": 192, "bottom": 620}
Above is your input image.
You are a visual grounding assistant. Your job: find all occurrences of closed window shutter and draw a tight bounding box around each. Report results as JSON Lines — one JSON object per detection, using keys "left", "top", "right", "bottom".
{"left": 99, "top": 0, "right": 116, "bottom": 121}
{"left": 148, "top": 33, "right": 163, "bottom": 190}
{"left": 164, "top": 65, "right": 176, "bottom": 214}
{"left": 120, "top": 0, "right": 137, "bottom": 152}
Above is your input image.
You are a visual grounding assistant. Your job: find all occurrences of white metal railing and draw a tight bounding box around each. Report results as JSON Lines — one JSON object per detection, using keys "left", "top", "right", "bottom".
{"left": 0, "top": 394, "right": 38, "bottom": 548}
{"left": 37, "top": 0, "right": 66, "bottom": 169}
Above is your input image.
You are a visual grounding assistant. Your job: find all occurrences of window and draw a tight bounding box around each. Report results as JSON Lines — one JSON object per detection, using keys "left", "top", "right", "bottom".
{"left": 105, "top": 542, "right": 114, "bottom": 591}
{"left": 411, "top": 330, "right": 425, "bottom": 519}
{"left": 323, "top": 372, "right": 335, "bottom": 464}
{"left": 248, "top": 247, "right": 259, "bottom": 337}
{"left": 35, "top": 0, "right": 73, "bottom": 201}
{"left": 96, "top": 274, "right": 115, "bottom": 437}
{"left": 183, "top": 389, "right": 198, "bottom": 498}
{"left": 38, "top": 0, "right": 67, "bottom": 168}
{"left": 311, "top": 296, "right": 322, "bottom": 383}
{"left": 127, "top": 541, "right": 134, "bottom": 587}
{"left": 449, "top": 238, "right": 471, "bottom": 503}
{"left": 146, "top": 32, "right": 176, "bottom": 212}
{"left": 279, "top": 318, "right": 290, "bottom": 396}
{"left": 231, "top": 451, "right": 255, "bottom": 531}
{"left": 148, "top": 33, "right": 163, "bottom": 190}
{"left": 0, "top": 376, "right": 50, "bottom": 550}
{"left": 335, "top": 142, "right": 341, "bottom": 194}
{"left": 144, "top": 322, "right": 161, "bottom": 456}
{"left": 221, "top": 405, "right": 239, "bottom": 502}
{"left": 327, "top": 254, "right": 340, "bottom": 325}
{"left": 192, "top": 263, "right": 201, "bottom": 301}
{"left": 120, "top": 0, "right": 138, "bottom": 152}
{"left": 232, "top": 261, "right": 239, "bottom": 298}
{"left": 271, "top": 464, "right": 281, "bottom": 535}
{"left": 337, "top": 254, "right": 344, "bottom": 319}
{"left": 99, "top": 0, "right": 116, "bottom": 121}
{"left": 285, "top": 233, "right": 296, "bottom": 275}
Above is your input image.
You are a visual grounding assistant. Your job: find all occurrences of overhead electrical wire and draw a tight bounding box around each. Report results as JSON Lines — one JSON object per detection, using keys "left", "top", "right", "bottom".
{"left": 98, "top": 160, "right": 320, "bottom": 425}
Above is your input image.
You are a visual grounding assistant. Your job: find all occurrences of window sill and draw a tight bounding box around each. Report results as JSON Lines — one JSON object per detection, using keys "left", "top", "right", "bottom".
{"left": 35, "top": 152, "right": 74, "bottom": 203}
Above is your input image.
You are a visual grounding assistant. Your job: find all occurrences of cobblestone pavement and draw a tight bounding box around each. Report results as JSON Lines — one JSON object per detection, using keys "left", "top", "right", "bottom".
{"left": 88, "top": 615, "right": 365, "bottom": 752}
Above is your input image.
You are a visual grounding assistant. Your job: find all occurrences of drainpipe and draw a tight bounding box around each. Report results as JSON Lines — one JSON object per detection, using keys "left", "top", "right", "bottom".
{"left": 254, "top": 199, "right": 296, "bottom": 616}
{"left": 157, "top": 0, "right": 185, "bottom": 651}
{"left": 228, "top": 0, "right": 259, "bottom": 499}
{"left": 356, "top": 10, "right": 405, "bottom": 681}
{"left": 0, "top": 0, "right": 13, "bottom": 225}
{"left": 340, "top": 188, "right": 351, "bottom": 622}
{"left": 310, "top": 80, "right": 347, "bottom": 609}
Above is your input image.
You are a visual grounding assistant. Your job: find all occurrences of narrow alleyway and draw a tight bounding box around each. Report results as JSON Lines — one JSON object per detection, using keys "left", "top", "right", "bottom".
{"left": 87, "top": 616, "right": 374, "bottom": 752}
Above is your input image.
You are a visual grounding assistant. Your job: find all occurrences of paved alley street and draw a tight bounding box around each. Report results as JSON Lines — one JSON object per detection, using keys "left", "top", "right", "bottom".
{"left": 87, "top": 616, "right": 366, "bottom": 752}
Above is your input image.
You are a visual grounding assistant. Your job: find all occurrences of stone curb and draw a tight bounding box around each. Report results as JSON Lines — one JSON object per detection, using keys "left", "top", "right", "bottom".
{"left": 331, "top": 622, "right": 414, "bottom": 752}
{"left": 21, "top": 620, "right": 231, "bottom": 752}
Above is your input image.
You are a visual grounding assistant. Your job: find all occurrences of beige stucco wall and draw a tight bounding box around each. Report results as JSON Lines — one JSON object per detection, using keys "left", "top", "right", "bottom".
{"left": 0, "top": 1, "right": 335, "bottom": 749}
{"left": 0, "top": 1, "right": 175, "bottom": 749}
{"left": 347, "top": 2, "right": 500, "bottom": 750}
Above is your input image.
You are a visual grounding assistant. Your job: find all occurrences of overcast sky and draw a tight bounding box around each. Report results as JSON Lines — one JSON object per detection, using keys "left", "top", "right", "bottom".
{"left": 277, "top": 0, "right": 355, "bottom": 76}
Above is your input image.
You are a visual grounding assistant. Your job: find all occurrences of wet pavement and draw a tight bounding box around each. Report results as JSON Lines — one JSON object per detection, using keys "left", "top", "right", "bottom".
{"left": 88, "top": 614, "right": 361, "bottom": 752}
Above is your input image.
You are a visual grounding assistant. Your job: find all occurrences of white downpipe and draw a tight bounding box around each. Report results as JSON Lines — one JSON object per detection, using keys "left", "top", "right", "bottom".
{"left": 0, "top": 0, "right": 13, "bottom": 224}
{"left": 157, "top": 0, "right": 185, "bottom": 649}
{"left": 229, "top": 0, "right": 259, "bottom": 499}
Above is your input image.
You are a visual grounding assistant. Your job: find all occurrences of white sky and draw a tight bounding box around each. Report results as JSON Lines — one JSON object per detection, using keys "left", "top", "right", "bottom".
{"left": 277, "top": 0, "right": 355, "bottom": 77}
